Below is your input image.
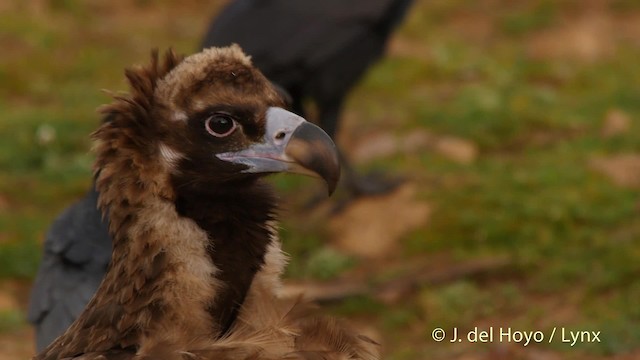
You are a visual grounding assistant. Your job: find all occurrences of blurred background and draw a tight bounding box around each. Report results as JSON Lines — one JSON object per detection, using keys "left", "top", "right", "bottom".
{"left": 1, "top": 0, "right": 640, "bottom": 359}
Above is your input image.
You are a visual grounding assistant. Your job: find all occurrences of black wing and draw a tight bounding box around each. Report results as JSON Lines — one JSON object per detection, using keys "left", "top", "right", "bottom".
{"left": 201, "top": 0, "right": 414, "bottom": 89}
{"left": 27, "top": 186, "right": 112, "bottom": 351}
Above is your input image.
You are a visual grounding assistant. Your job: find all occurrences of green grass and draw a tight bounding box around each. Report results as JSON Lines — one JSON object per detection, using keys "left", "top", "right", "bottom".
{"left": 499, "top": 0, "right": 559, "bottom": 36}
{"left": 2, "top": 0, "right": 640, "bottom": 358}
{"left": 348, "top": 1, "right": 640, "bottom": 356}
{"left": 0, "top": 309, "right": 25, "bottom": 333}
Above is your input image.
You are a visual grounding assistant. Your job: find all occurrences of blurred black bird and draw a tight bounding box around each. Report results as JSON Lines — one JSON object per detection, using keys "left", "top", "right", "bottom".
{"left": 28, "top": 0, "right": 414, "bottom": 351}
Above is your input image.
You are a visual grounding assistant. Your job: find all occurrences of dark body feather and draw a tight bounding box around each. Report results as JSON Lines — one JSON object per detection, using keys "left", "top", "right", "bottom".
{"left": 27, "top": 186, "right": 112, "bottom": 351}
{"left": 33, "top": 47, "right": 377, "bottom": 360}
{"left": 174, "top": 183, "right": 277, "bottom": 335}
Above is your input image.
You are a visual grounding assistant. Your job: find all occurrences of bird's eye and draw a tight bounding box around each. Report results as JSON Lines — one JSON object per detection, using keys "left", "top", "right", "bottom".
{"left": 205, "top": 114, "right": 237, "bottom": 137}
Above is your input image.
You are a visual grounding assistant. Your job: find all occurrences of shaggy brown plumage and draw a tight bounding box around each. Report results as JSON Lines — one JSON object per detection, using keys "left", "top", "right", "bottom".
{"left": 34, "top": 46, "right": 377, "bottom": 360}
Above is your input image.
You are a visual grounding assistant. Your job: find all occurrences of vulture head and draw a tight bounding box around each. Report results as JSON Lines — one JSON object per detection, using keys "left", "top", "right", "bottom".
{"left": 96, "top": 45, "right": 339, "bottom": 202}
{"left": 35, "top": 46, "right": 377, "bottom": 360}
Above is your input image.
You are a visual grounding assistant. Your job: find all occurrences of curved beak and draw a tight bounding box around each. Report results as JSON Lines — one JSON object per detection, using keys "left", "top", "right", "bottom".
{"left": 217, "top": 107, "right": 340, "bottom": 195}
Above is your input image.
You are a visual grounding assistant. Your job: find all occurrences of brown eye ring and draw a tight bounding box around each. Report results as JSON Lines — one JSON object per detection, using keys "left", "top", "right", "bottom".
{"left": 205, "top": 114, "right": 237, "bottom": 137}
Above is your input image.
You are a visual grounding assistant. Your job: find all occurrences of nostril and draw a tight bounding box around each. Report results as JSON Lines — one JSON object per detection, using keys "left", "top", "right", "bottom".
{"left": 275, "top": 131, "right": 286, "bottom": 140}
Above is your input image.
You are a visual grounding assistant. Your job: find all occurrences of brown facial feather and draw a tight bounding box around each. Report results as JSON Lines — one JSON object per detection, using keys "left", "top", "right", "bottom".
{"left": 34, "top": 46, "right": 378, "bottom": 360}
